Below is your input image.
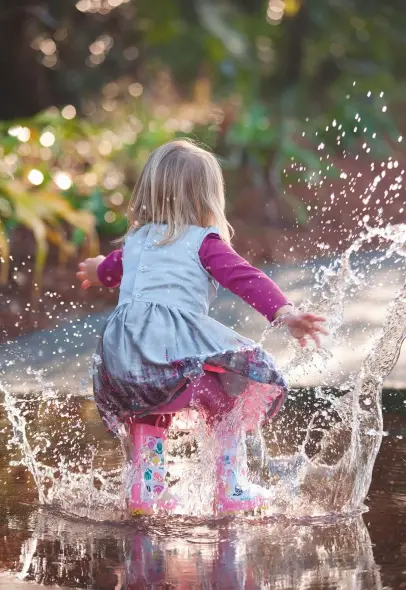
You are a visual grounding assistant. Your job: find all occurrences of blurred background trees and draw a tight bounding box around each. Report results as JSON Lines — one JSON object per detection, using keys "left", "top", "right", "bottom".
{"left": 0, "top": 0, "right": 405, "bottom": 283}
{"left": 2, "top": 1, "right": 406, "bottom": 119}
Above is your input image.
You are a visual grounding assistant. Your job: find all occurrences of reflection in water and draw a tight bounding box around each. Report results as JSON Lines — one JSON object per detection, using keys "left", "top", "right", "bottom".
{"left": 14, "top": 512, "right": 381, "bottom": 589}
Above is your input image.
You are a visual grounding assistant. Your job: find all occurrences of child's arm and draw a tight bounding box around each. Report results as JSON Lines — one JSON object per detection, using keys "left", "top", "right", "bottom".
{"left": 76, "top": 249, "right": 123, "bottom": 289}
{"left": 199, "top": 234, "right": 290, "bottom": 321}
{"left": 199, "top": 234, "right": 327, "bottom": 347}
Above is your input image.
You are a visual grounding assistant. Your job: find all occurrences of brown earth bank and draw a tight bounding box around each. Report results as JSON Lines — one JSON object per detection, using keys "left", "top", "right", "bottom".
{"left": 1, "top": 155, "right": 405, "bottom": 343}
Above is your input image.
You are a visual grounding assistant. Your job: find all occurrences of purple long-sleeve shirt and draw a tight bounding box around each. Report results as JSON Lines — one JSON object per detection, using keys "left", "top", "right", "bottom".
{"left": 97, "top": 234, "right": 291, "bottom": 321}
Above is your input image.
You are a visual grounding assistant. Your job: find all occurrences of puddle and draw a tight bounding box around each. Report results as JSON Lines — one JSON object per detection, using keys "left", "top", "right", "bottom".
{"left": 0, "top": 392, "right": 406, "bottom": 589}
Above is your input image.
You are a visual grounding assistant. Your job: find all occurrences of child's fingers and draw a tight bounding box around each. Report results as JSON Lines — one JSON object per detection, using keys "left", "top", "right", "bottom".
{"left": 310, "top": 331, "right": 321, "bottom": 348}
{"left": 81, "top": 279, "right": 92, "bottom": 290}
{"left": 78, "top": 262, "right": 86, "bottom": 270}
{"left": 302, "top": 313, "right": 326, "bottom": 323}
{"left": 297, "top": 319, "right": 314, "bottom": 332}
{"left": 76, "top": 271, "right": 87, "bottom": 280}
{"left": 307, "top": 321, "right": 328, "bottom": 335}
{"left": 313, "top": 324, "right": 329, "bottom": 336}
{"left": 298, "top": 318, "right": 328, "bottom": 336}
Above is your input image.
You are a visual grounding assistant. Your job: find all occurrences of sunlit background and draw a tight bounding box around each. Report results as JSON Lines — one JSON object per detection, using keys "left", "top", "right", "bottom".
{"left": 0, "top": 0, "right": 405, "bottom": 338}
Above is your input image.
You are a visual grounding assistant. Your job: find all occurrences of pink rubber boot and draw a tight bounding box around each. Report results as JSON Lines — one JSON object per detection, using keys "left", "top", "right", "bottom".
{"left": 216, "top": 432, "right": 272, "bottom": 516}
{"left": 129, "top": 419, "right": 177, "bottom": 516}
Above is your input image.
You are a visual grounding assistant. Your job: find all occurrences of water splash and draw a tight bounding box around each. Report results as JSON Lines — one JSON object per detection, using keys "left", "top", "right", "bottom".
{"left": 12, "top": 510, "right": 382, "bottom": 588}
{"left": 1, "top": 224, "right": 406, "bottom": 520}
{"left": 2, "top": 383, "right": 127, "bottom": 521}
{"left": 260, "top": 223, "right": 406, "bottom": 515}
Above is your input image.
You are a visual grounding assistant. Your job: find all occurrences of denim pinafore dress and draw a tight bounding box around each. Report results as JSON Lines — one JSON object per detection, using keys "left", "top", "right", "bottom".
{"left": 93, "top": 224, "right": 287, "bottom": 434}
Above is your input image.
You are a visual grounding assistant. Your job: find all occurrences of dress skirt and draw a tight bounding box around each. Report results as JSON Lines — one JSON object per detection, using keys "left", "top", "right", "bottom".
{"left": 93, "top": 300, "right": 288, "bottom": 435}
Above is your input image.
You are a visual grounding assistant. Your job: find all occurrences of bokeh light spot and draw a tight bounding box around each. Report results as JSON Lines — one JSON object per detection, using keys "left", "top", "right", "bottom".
{"left": 104, "top": 210, "right": 116, "bottom": 223}
{"left": 62, "top": 105, "right": 77, "bottom": 120}
{"left": 40, "top": 39, "right": 57, "bottom": 56}
{"left": 128, "top": 83, "right": 143, "bottom": 97}
{"left": 40, "top": 131, "right": 56, "bottom": 147}
{"left": 54, "top": 172, "right": 73, "bottom": 190}
{"left": 110, "top": 192, "right": 124, "bottom": 206}
{"left": 9, "top": 127, "right": 31, "bottom": 142}
{"left": 28, "top": 169, "right": 44, "bottom": 186}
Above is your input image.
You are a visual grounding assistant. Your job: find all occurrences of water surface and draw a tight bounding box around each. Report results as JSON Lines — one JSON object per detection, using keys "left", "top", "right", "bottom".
{"left": 1, "top": 391, "right": 405, "bottom": 589}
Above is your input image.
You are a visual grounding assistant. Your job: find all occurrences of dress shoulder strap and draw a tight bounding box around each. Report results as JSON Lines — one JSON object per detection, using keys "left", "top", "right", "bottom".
{"left": 194, "top": 225, "right": 220, "bottom": 254}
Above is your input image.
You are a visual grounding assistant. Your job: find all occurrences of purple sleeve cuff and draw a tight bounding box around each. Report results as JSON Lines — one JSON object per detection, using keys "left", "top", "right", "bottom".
{"left": 199, "top": 234, "right": 291, "bottom": 322}
{"left": 97, "top": 249, "right": 123, "bottom": 288}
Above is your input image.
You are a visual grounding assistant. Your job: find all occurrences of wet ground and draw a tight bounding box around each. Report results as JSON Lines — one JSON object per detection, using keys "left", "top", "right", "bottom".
{"left": 0, "top": 392, "right": 405, "bottom": 589}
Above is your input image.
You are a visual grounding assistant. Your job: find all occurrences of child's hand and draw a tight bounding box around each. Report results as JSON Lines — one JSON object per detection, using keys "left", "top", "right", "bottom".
{"left": 277, "top": 309, "right": 328, "bottom": 348}
{"left": 76, "top": 255, "right": 105, "bottom": 289}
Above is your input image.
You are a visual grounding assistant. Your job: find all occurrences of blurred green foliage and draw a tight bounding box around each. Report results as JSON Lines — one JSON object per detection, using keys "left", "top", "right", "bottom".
{"left": 0, "top": 0, "right": 405, "bottom": 286}
{"left": 0, "top": 100, "right": 182, "bottom": 285}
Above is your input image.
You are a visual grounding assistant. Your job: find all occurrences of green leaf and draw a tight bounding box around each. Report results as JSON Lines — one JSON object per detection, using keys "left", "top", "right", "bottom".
{"left": 72, "top": 228, "right": 86, "bottom": 247}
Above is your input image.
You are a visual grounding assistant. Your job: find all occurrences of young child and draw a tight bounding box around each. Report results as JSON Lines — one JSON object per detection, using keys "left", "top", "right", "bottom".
{"left": 77, "top": 139, "right": 326, "bottom": 516}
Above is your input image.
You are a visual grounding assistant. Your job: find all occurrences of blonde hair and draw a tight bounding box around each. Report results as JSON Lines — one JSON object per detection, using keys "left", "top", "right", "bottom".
{"left": 125, "top": 138, "right": 233, "bottom": 244}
